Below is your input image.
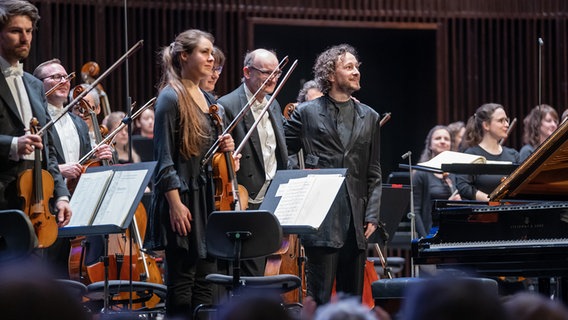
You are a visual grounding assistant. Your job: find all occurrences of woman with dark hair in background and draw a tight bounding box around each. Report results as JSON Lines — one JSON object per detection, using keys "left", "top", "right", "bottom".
{"left": 456, "top": 103, "right": 520, "bottom": 201}
{"left": 519, "top": 104, "right": 558, "bottom": 162}
{"left": 413, "top": 125, "right": 460, "bottom": 238}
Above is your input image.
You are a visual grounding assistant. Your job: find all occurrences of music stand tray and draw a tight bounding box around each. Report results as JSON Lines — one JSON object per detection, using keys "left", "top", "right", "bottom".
{"left": 59, "top": 161, "right": 156, "bottom": 238}
{"left": 260, "top": 168, "right": 347, "bottom": 235}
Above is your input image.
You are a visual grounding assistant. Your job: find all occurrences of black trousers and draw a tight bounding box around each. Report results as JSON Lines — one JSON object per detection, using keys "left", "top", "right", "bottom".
{"left": 304, "top": 221, "right": 366, "bottom": 305}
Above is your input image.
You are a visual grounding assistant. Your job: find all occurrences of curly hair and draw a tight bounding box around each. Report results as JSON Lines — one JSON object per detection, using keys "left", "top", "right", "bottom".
{"left": 462, "top": 103, "right": 504, "bottom": 149}
{"left": 419, "top": 125, "right": 452, "bottom": 162}
{"left": 157, "top": 29, "right": 213, "bottom": 159}
{"left": 296, "top": 80, "right": 321, "bottom": 103}
{"left": 522, "top": 104, "right": 558, "bottom": 147}
{"left": 313, "top": 44, "right": 359, "bottom": 94}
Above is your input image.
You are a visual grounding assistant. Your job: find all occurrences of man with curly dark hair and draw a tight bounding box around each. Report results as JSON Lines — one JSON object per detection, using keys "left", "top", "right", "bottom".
{"left": 284, "top": 44, "right": 382, "bottom": 305}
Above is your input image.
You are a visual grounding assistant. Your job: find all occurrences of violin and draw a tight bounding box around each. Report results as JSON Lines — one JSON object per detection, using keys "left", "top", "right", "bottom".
{"left": 17, "top": 118, "right": 58, "bottom": 248}
{"left": 209, "top": 104, "right": 248, "bottom": 211}
{"left": 66, "top": 86, "right": 111, "bottom": 194}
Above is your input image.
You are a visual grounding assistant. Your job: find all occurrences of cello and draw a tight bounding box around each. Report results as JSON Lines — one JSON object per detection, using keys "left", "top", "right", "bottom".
{"left": 81, "top": 61, "right": 112, "bottom": 119}
{"left": 17, "top": 118, "right": 59, "bottom": 248}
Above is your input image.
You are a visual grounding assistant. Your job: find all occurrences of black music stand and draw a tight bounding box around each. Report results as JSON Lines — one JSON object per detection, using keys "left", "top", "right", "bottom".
{"left": 59, "top": 161, "right": 156, "bottom": 313}
{"left": 260, "top": 168, "right": 347, "bottom": 302}
{"left": 369, "top": 184, "right": 410, "bottom": 249}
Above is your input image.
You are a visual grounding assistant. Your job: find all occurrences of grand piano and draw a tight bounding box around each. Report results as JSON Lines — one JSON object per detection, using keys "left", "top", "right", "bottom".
{"left": 413, "top": 117, "right": 568, "bottom": 280}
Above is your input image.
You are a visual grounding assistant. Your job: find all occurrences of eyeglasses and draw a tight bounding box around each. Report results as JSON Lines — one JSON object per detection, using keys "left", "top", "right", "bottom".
{"left": 213, "top": 66, "right": 223, "bottom": 74}
{"left": 494, "top": 117, "right": 510, "bottom": 124}
{"left": 248, "top": 65, "right": 282, "bottom": 78}
{"left": 42, "top": 73, "right": 71, "bottom": 82}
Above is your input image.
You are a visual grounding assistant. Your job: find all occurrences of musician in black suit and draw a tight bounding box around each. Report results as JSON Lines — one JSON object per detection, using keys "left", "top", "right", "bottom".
{"left": 33, "top": 59, "right": 113, "bottom": 179}
{"left": 217, "top": 48, "right": 288, "bottom": 209}
{"left": 0, "top": 0, "right": 71, "bottom": 226}
{"left": 284, "top": 44, "right": 381, "bottom": 305}
{"left": 33, "top": 59, "right": 113, "bottom": 276}
{"left": 216, "top": 49, "right": 288, "bottom": 276}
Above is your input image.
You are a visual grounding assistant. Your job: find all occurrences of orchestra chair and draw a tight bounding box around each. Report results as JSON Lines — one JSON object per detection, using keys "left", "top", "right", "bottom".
{"left": 0, "top": 209, "right": 37, "bottom": 264}
{"left": 372, "top": 276, "right": 498, "bottom": 317}
{"left": 85, "top": 279, "right": 167, "bottom": 317}
{"left": 194, "top": 210, "right": 302, "bottom": 319}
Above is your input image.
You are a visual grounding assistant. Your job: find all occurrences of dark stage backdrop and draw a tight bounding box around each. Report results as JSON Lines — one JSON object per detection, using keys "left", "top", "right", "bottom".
{"left": 27, "top": 0, "right": 568, "bottom": 181}
{"left": 254, "top": 25, "right": 437, "bottom": 177}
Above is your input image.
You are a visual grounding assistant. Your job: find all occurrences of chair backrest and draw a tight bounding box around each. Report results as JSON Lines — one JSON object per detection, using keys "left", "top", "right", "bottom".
{"left": 206, "top": 210, "right": 282, "bottom": 261}
{"left": 0, "top": 210, "right": 37, "bottom": 263}
{"left": 386, "top": 171, "right": 410, "bottom": 185}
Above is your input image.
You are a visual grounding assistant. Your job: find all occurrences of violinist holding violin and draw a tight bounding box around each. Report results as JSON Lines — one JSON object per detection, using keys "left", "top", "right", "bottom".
{"left": 147, "top": 29, "right": 236, "bottom": 320}
{"left": 217, "top": 49, "right": 289, "bottom": 278}
{"left": 33, "top": 59, "right": 114, "bottom": 181}
{"left": 32, "top": 59, "right": 114, "bottom": 276}
{"left": 0, "top": 1, "right": 71, "bottom": 226}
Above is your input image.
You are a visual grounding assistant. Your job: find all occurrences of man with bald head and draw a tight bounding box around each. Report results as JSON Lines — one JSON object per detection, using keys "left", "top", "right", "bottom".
{"left": 217, "top": 48, "right": 288, "bottom": 276}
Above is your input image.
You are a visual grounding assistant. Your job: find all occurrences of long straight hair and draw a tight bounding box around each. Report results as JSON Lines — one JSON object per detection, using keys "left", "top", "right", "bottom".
{"left": 158, "top": 29, "right": 214, "bottom": 159}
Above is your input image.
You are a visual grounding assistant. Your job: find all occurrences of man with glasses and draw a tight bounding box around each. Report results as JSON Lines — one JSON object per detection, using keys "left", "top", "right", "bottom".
{"left": 0, "top": 1, "right": 72, "bottom": 227}
{"left": 32, "top": 59, "right": 113, "bottom": 277}
{"left": 199, "top": 46, "right": 225, "bottom": 98}
{"left": 33, "top": 59, "right": 112, "bottom": 182}
{"left": 217, "top": 48, "right": 288, "bottom": 276}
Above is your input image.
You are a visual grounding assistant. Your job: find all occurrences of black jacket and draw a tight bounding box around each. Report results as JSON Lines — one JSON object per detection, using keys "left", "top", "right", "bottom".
{"left": 284, "top": 96, "right": 382, "bottom": 250}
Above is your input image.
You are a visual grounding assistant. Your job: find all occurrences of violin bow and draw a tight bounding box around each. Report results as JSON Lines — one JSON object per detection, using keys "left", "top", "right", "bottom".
{"left": 36, "top": 40, "right": 144, "bottom": 137}
{"left": 380, "top": 112, "right": 391, "bottom": 127}
{"left": 45, "top": 72, "right": 76, "bottom": 97}
{"left": 499, "top": 117, "right": 517, "bottom": 145}
{"left": 78, "top": 97, "right": 156, "bottom": 164}
{"left": 201, "top": 56, "right": 290, "bottom": 166}
{"left": 234, "top": 59, "right": 298, "bottom": 155}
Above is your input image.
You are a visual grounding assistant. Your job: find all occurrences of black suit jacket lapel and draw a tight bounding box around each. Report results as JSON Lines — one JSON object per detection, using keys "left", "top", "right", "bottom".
{"left": 238, "top": 87, "right": 264, "bottom": 167}
{"left": 344, "top": 102, "right": 365, "bottom": 151}
{"left": 0, "top": 76, "right": 24, "bottom": 125}
{"left": 317, "top": 99, "right": 342, "bottom": 148}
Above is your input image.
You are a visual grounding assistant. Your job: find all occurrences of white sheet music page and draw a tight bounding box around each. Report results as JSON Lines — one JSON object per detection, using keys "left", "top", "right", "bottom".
{"left": 68, "top": 170, "right": 114, "bottom": 227}
{"left": 91, "top": 169, "right": 147, "bottom": 227}
{"left": 274, "top": 174, "right": 344, "bottom": 229}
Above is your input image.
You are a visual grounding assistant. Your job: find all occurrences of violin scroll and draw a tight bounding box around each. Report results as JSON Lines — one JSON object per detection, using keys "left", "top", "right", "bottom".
{"left": 283, "top": 103, "right": 296, "bottom": 120}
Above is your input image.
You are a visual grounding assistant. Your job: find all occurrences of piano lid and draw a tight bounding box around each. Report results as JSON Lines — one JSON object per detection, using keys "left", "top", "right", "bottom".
{"left": 490, "top": 118, "right": 568, "bottom": 201}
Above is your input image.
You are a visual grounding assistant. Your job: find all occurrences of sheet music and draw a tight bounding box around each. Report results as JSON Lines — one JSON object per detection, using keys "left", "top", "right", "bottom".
{"left": 68, "top": 170, "right": 114, "bottom": 227}
{"left": 274, "top": 174, "right": 344, "bottom": 228}
{"left": 91, "top": 169, "right": 148, "bottom": 227}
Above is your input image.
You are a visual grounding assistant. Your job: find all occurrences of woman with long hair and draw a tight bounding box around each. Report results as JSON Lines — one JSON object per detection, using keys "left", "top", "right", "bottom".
{"left": 146, "top": 29, "right": 235, "bottom": 319}
{"left": 519, "top": 104, "right": 558, "bottom": 162}
{"left": 413, "top": 125, "right": 461, "bottom": 237}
